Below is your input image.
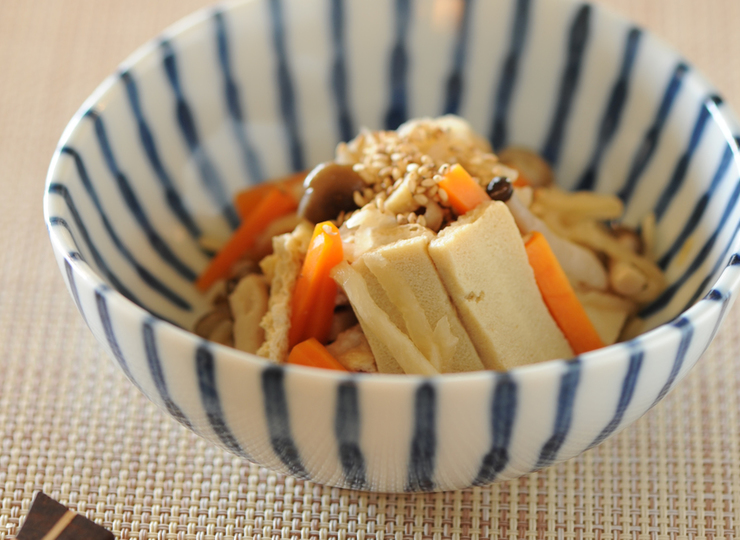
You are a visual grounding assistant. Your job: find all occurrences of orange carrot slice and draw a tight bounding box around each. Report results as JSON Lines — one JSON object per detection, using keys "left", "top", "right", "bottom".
{"left": 196, "top": 186, "right": 297, "bottom": 291}
{"left": 234, "top": 171, "right": 307, "bottom": 218}
{"left": 437, "top": 164, "right": 490, "bottom": 215}
{"left": 525, "top": 231, "right": 604, "bottom": 354}
{"left": 287, "top": 338, "right": 348, "bottom": 371}
{"left": 288, "top": 221, "right": 344, "bottom": 347}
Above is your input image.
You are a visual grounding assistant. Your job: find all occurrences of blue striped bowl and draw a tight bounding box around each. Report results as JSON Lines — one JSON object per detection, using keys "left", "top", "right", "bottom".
{"left": 44, "top": 0, "right": 740, "bottom": 492}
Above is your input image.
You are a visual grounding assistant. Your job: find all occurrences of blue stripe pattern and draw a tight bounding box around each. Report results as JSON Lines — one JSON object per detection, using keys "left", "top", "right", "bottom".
{"left": 214, "top": 10, "right": 265, "bottom": 184}
{"left": 617, "top": 62, "right": 689, "bottom": 204}
{"left": 330, "top": 0, "right": 354, "bottom": 142}
{"left": 650, "top": 316, "right": 692, "bottom": 408}
{"left": 489, "top": 0, "right": 530, "bottom": 150}
{"left": 96, "top": 288, "right": 143, "bottom": 392}
{"left": 161, "top": 39, "right": 241, "bottom": 229}
{"left": 681, "top": 223, "right": 740, "bottom": 312}
{"left": 195, "top": 345, "right": 250, "bottom": 458}
{"left": 64, "top": 257, "right": 86, "bottom": 324}
{"left": 120, "top": 70, "right": 203, "bottom": 242}
{"left": 86, "top": 109, "right": 198, "bottom": 282}
{"left": 54, "top": 151, "right": 191, "bottom": 311}
{"left": 143, "top": 319, "right": 194, "bottom": 430}
{"left": 442, "top": 0, "right": 472, "bottom": 116}
{"left": 48, "top": 183, "right": 144, "bottom": 308}
{"left": 705, "top": 288, "right": 731, "bottom": 347}
{"left": 575, "top": 27, "right": 641, "bottom": 191}
{"left": 588, "top": 345, "right": 643, "bottom": 448}
{"left": 535, "top": 359, "right": 581, "bottom": 469}
{"left": 473, "top": 373, "right": 516, "bottom": 485}
{"left": 384, "top": 0, "right": 411, "bottom": 130}
{"left": 334, "top": 380, "right": 367, "bottom": 489}
{"left": 406, "top": 382, "right": 436, "bottom": 491}
{"left": 652, "top": 95, "right": 722, "bottom": 222}
{"left": 641, "top": 178, "right": 740, "bottom": 317}
{"left": 268, "top": 0, "right": 305, "bottom": 171}
{"left": 261, "top": 366, "right": 309, "bottom": 478}
{"left": 658, "top": 139, "right": 737, "bottom": 270}
{"left": 541, "top": 4, "right": 591, "bottom": 166}
{"left": 49, "top": 217, "right": 88, "bottom": 271}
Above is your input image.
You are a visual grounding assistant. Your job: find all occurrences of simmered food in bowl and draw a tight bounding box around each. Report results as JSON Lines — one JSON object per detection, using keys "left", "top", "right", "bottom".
{"left": 194, "top": 116, "right": 665, "bottom": 374}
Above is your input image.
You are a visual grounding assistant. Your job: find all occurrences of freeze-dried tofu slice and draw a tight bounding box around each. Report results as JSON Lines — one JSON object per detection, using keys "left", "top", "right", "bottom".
{"left": 429, "top": 201, "right": 573, "bottom": 370}
{"left": 332, "top": 262, "right": 438, "bottom": 376}
{"left": 355, "top": 235, "right": 484, "bottom": 374}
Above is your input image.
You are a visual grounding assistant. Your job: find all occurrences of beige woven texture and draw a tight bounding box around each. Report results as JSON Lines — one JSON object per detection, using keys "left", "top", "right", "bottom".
{"left": 2, "top": 1, "right": 740, "bottom": 538}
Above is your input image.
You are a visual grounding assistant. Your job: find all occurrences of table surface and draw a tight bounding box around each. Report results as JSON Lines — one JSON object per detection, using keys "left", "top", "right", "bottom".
{"left": 2, "top": 1, "right": 740, "bottom": 538}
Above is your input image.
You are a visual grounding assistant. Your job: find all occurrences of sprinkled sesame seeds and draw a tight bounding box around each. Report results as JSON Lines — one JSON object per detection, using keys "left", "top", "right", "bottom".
{"left": 333, "top": 117, "right": 504, "bottom": 229}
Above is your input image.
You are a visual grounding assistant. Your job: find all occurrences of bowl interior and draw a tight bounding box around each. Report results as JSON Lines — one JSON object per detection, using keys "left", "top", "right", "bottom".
{"left": 46, "top": 0, "right": 740, "bottom": 335}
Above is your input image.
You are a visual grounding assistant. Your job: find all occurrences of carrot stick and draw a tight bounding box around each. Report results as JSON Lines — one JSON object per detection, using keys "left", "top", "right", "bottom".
{"left": 288, "top": 221, "right": 344, "bottom": 347}
{"left": 234, "top": 184, "right": 272, "bottom": 219}
{"left": 196, "top": 186, "right": 297, "bottom": 291}
{"left": 525, "top": 231, "right": 604, "bottom": 354}
{"left": 287, "top": 338, "right": 348, "bottom": 371}
{"left": 437, "top": 164, "right": 490, "bottom": 215}
{"left": 234, "top": 171, "right": 307, "bottom": 218}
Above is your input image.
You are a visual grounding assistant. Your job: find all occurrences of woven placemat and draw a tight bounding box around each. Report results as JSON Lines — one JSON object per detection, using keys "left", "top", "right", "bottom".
{"left": 2, "top": 1, "right": 740, "bottom": 538}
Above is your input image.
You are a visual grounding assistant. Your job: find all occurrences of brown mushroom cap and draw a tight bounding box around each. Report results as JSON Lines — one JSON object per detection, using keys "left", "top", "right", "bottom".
{"left": 297, "top": 162, "right": 366, "bottom": 223}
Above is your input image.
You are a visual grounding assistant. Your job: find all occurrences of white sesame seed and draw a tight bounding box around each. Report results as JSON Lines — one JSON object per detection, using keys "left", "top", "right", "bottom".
{"left": 406, "top": 163, "right": 419, "bottom": 173}
{"left": 421, "top": 154, "right": 433, "bottom": 165}
{"left": 439, "top": 188, "right": 449, "bottom": 203}
{"left": 414, "top": 194, "right": 429, "bottom": 205}
{"left": 391, "top": 167, "right": 402, "bottom": 180}
{"left": 396, "top": 214, "right": 406, "bottom": 224}
{"left": 352, "top": 163, "right": 365, "bottom": 172}
{"left": 428, "top": 185, "right": 438, "bottom": 196}
{"left": 421, "top": 178, "right": 436, "bottom": 187}
{"left": 353, "top": 191, "right": 365, "bottom": 207}
{"left": 417, "top": 165, "right": 430, "bottom": 177}
{"left": 407, "top": 213, "right": 417, "bottom": 224}
{"left": 408, "top": 176, "right": 418, "bottom": 193}
{"left": 417, "top": 214, "right": 427, "bottom": 228}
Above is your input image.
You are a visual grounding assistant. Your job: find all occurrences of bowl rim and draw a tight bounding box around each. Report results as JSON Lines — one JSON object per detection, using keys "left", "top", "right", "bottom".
{"left": 43, "top": 0, "right": 740, "bottom": 384}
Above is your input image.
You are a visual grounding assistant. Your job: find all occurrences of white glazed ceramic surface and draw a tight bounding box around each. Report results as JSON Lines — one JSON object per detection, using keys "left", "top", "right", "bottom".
{"left": 44, "top": 0, "right": 740, "bottom": 492}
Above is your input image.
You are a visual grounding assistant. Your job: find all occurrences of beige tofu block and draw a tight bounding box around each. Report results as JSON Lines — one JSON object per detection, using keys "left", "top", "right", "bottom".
{"left": 429, "top": 201, "right": 573, "bottom": 370}
{"left": 353, "top": 234, "right": 484, "bottom": 374}
{"left": 349, "top": 257, "right": 405, "bottom": 374}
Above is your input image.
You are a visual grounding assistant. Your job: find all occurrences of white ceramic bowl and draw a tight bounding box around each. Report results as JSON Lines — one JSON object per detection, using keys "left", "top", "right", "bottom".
{"left": 44, "top": 0, "right": 740, "bottom": 492}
